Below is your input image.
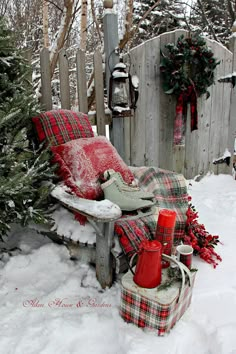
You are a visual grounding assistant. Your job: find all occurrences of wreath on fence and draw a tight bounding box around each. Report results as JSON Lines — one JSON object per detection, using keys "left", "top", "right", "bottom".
{"left": 160, "top": 34, "right": 220, "bottom": 145}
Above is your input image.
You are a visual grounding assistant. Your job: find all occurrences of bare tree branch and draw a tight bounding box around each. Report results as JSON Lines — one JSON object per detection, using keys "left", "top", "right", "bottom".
{"left": 225, "top": 0, "right": 235, "bottom": 26}
{"left": 120, "top": 0, "right": 161, "bottom": 50}
{"left": 125, "top": 0, "right": 133, "bottom": 43}
{"left": 90, "top": 0, "right": 102, "bottom": 45}
{"left": 45, "top": 0, "right": 63, "bottom": 12}
{"left": 49, "top": 0, "right": 74, "bottom": 77}
{"left": 0, "top": 0, "right": 8, "bottom": 16}
{"left": 196, "top": 0, "right": 219, "bottom": 42}
{"left": 80, "top": 0, "right": 88, "bottom": 51}
{"left": 64, "top": 0, "right": 81, "bottom": 43}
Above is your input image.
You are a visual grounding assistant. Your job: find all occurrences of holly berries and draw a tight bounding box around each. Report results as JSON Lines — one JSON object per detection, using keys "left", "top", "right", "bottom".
{"left": 184, "top": 204, "right": 222, "bottom": 267}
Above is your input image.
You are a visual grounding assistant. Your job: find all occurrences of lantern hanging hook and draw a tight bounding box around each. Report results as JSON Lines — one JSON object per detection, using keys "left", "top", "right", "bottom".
{"left": 107, "top": 47, "right": 131, "bottom": 74}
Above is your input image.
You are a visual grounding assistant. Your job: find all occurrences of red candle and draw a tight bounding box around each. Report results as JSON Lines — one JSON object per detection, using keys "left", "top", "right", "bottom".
{"left": 155, "top": 209, "right": 176, "bottom": 267}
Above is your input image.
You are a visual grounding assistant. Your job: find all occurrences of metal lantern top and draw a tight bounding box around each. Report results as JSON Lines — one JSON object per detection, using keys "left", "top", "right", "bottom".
{"left": 111, "top": 63, "right": 129, "bottom": 80}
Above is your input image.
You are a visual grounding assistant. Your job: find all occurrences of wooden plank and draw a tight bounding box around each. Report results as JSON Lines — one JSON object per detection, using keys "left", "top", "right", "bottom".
{"left": 93, "top": 50, "right": 106, "bottom": 136}
{"left": 40, "top": 47, "right": 52, "bottom": 110}
{"left": 59, "top": 48, "right": 70, "bottom": 109}
{"left": 103, "top": 12, "right": 125, "bottom": 159}
{"left": 207, "top": 40, "right": 224, "bottom": 176}
{"left": 95, "top": 222, "right": 114, "bottom": 289}
{"left": 217, "top": 46, "right": 233, "bottom": 175}
{"left": 195, "top": 38, "right": 218, "bottom": 178}
{"left": 184, "top": 103, "right": 199, "bottom": 179}
{"left": 144, "top": 36, "right": 160, "bottom": 167}
{"left": 123, "top": 112, "right": 131, "bottom": 165}
{"left": 76, "top": 49, "right": 88, "bottom": 113}
{"left": 159, "top": 31, "right": 176, "bottom": 171}
{"left": 228, "top": 37, "right": 236, "bottom": 176}
{"left": 195, "top": 89, "right": 212, "bottom": 178}
{"left": 88, "top": 111, "right": 112, "bottom": 126}
{"left": 129, "top": 43, "right": 146, "bottom": 166}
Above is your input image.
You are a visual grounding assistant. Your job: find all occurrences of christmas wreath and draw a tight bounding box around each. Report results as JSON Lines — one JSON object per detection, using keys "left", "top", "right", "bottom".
{"left": 160, "top": 34, "right": 220, "bottom": 145}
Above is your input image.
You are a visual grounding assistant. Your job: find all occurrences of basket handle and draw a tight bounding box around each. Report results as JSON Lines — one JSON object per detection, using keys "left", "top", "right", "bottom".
{"left": 162, "top": 254, "right": 192, "bottom": 303}
{"left": 129, "top": 253, "right": 138, "bottom": 275}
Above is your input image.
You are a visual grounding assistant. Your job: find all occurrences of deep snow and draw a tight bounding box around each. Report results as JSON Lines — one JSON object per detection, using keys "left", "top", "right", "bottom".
{"left": 0, "top": 173, "right": 236, "bottom": 354}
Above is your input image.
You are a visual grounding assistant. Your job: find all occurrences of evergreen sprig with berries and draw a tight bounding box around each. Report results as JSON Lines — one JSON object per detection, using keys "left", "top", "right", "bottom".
{"left": 184, "top": 198, "right": 222, "bottom": 268}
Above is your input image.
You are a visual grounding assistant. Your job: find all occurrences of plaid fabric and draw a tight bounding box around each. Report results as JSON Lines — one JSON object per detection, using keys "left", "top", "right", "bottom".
{"left": 115, "top": 166, "right": 188, "bottom": 257}
{"left": 179, "top": 254, "right": 192, "bottom": 269}
{"left": 120, "top": 272, "right": 195, "bottom": 336}
{"left": 32, "top": 109, "right": 94, "bottom": 146}
{"left": 155, "top": 225, "right": 174, "bottom": 256}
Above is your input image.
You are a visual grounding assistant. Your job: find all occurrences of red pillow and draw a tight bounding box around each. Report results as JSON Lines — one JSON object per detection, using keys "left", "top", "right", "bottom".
{"left": 32, "top": 109, "right": 94, "bottom": 146}
{"left": 51, "top": 136, "right": 134, "bottom": 200}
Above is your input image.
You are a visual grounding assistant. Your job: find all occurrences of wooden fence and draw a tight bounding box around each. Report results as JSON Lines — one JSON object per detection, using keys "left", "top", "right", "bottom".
{"left": 123, "top": 30, "right": 236, "bottom": 179}
{"left": 39, "top": 30, "right": 236, "bottom": 179}
{"left": 39, "top": 47, "right": 111, "bottom": 136}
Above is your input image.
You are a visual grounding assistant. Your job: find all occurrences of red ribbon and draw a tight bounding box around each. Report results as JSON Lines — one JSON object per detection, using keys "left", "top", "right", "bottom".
{"left": 174, "top": 85, "right": 198, "bottom": 145}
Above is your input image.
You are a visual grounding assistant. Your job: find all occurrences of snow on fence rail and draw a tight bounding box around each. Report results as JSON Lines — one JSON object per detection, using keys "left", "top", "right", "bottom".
{"left": 39, "top": 47, "right": 111, "bottom": 136}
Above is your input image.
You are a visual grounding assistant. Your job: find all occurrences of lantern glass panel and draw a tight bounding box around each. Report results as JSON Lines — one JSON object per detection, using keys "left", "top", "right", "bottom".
{"left": 112, "top": 81, "right": 129, "bottom": 107}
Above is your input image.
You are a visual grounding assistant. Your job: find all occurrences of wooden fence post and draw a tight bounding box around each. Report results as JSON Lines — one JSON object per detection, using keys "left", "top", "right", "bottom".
{"left": 94, "top": 50, "right": 106, "bottom": 135}
{"left": 76, "top": 49, "right": 88, "bottom": 113}
{"left": 103, "top": 9, "right": 125, "bottom": 159}
{"left": 59, "top": 48, "right": 71, "bottom": 109}
{"left": 229, "top": 36, "right": 236, "bottom": 173}
{"left": 40, "top": 47, "right": 52, "bottom": 110}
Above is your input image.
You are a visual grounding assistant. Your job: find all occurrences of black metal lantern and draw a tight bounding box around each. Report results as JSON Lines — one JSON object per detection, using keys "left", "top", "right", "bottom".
{"left": 108, "top": 60, "right": 139, "bottom": 116}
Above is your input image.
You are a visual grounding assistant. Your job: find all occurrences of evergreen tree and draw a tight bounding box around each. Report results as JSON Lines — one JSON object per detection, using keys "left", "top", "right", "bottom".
{"left": 0, "top": 17, "right": 54, "bottom": 239}
{"left": 132, "top": 0, "right": 186, "bottom": 46}
{"left": 190, "top": 0, "right": 235, "bottom": 44}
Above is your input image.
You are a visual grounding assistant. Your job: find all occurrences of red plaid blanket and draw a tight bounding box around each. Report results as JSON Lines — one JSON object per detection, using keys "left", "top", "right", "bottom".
{"left": 115, "top": 166, "right": 188, "bottom": 258}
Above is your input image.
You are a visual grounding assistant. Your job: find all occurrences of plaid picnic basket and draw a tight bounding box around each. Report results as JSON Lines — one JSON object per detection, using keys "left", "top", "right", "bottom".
{"left": 120, "top": 255, "right": 196, "bottom": 336}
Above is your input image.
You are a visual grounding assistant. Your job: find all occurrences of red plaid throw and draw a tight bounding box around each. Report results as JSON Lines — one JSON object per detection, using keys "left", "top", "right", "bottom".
{"left": 155, "top": 225, "right": 174, "bottom": 256}
{"left": 120, "top": 270, "right": 195, "bottom": 336}
{"left": 115, "top": 167, "right": 188, "bottom": 258}
{"left": 32, "top": 109, "right": 94, "bottom": 146}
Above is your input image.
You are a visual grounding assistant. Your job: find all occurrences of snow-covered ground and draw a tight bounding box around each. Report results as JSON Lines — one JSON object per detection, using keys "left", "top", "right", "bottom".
{"left": 0, "top": 173, "right": 236, "bottom": 354}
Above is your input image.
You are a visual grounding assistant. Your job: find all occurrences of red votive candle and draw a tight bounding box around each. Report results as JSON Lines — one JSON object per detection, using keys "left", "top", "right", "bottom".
{"left": 155, "top": 209, "right": 176, "bottom": 268}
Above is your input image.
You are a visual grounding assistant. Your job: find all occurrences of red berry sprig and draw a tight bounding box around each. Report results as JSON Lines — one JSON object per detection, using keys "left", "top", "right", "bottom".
{"left": 184, "top": 199, "right": 222, "bottom": 268}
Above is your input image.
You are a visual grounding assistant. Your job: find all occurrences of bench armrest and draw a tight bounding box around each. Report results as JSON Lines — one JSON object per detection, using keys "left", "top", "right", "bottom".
{"left": 51, "top": 184, "right": 122, "bottom": 222}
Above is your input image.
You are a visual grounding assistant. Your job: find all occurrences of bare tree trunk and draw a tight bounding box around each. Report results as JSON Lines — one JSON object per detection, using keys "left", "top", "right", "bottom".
{"left": 125, "top": 0, "right": 133, "bottom": 40}
{"left": 49, "top": 0, "right": 74, "bottom": 78}
{"left": 80, "top": 0, "right": 88, "bottom": 51}
{"left": 43, "top": 0, "right": 50, "bottom": 48}
{"left": 90, "top": 0, "right": 102, "bottom": 45}
{"left": 0, "top": 0, "right": 8, "bottom": 16}
{"left": 120, "top": 0, "right": 161, "bottom": 49}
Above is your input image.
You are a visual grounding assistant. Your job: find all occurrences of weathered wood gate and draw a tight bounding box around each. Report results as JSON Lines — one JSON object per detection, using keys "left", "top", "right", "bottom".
{"left": 39, "top": 29, "right": 236, "bottom": 180}
{"left": 123, "top": 30, "right": 236, "bottom": 179}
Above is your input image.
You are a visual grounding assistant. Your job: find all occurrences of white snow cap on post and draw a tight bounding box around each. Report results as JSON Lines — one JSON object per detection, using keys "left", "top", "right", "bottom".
{"left": 104, "top": 0, "right": 113, "bottom": 8}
